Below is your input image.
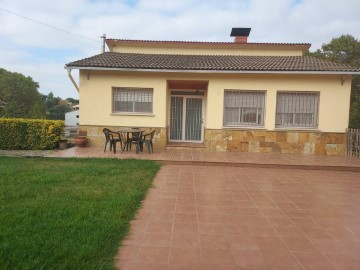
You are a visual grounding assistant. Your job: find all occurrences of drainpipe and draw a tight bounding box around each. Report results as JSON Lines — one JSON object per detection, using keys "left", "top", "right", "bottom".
{"left": 67, "top": 68, "right": 79, "bottom": 92}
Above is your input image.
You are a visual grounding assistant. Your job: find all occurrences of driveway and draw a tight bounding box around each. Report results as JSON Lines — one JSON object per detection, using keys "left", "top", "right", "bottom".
{"left": 115, "top": 165, "right": 360, "bottom": 270}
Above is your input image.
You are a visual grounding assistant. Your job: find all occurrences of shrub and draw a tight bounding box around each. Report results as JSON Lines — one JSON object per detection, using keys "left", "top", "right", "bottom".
{"left": 0, "top": 118, "right": 64, "bottom": 150}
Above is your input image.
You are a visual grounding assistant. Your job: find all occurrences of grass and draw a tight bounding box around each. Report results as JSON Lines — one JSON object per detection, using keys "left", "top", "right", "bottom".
{"left": 0, "top": 157, "right": 160, "bottom": 270}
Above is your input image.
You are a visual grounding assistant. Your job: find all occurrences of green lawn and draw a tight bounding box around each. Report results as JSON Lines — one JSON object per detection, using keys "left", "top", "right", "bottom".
{"left": 0, "top": 157, "right": 160, "bottom": 270}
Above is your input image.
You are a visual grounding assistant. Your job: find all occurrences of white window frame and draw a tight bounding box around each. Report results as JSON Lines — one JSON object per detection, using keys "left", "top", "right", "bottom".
{"left": 223, "top": 90, "right": 266, "bottom": 127}
{"left": 113, "top": 87, "right": 153, "bottom": 114}
{"left": 275, "top": 91, "right": 319, "bottom": 129}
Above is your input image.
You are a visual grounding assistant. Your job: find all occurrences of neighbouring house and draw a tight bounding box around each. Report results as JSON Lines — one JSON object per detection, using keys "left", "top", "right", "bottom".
{"left": 65, "top": 110, "right": 79, "bottom": 127}
{"left": 65, "top": 28, "right": 360, "bottom": 155}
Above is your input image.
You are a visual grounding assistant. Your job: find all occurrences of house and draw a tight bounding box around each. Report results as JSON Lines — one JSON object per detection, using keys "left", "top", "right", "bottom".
{"left": 65, "top": 28, "right": 360, "bottom": 155}
{"left": 65, "top": 110, "right": 79, "bottom": 127}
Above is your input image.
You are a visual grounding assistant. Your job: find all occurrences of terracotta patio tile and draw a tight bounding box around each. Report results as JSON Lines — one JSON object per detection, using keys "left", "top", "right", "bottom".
{"left": 171, "top": 232, "right": 200, "bottom": 248}
{"left": 154, "top": 203, "right": 176, "bottom": 213}
{"left": 290, "top": 217, "right": 320, "bottom": 228}
{"left": 129, "top": 220, "right": 148, "bottom": 232}
{"left": 157, "top": 191, "right": 178, "bottom": 199}
{"left": 255, "top": 236, "right": 289, "bottom": 251}
{"left": 141, "top": 232, "right": 172, "bottom": 247}
{"left": 282, "top": 237, "right": 320, "bottom": 253}
{"left": 260, "top": 208, "right": 286, "bottom": 217}
{"left": 175, "top": 204, "right": 197, "bottom": 214}
{"left": 201, "top": 248, "right": 237, "bottom": 268}
{"left": 198, "top": 213, "right": 223, "bottom": 223}
{"left": 281, "top": 209, "right": 308, "bottom": 218}
{"left": 169, "top": 247, "right": 201, "bottom": 265}
{"left": 146, "top": 222, "right": 173, "bottom": 233}
{"left": 173, "top": 222, "right": 198, "bottom": 234}
{"left": 268, "top": 216, "right": 295, "bottom": 227}
{"left": 136, "top": 247, "right": 170, "bottom": 264}
{"left": 249, "top": 225, "right": 279, "bottom": 237}
{"left": 116, "top": 245, "right": 139, "bottom": 263}
{"left": 300, "top": 226, "right": 333, "bottom": 239}
{"left": 244, "top": 216, "right": 271, "bottom": 226}
{"left": 122, "top": 232, "right": 145, "bottom": 246}
{"left": 239, "top": 207, "right": 263, "bottom": 216}
{"left": 177, "top": 197, "right": 196, "bottom": 205}
{"left": 295, "top": 253, "right": 337, "bottom": 270}
{"left": 130, "top": 263, "right": 168, "bottom": 270}
{"left": 325, "top": 253, "right": 360, "bottom": 270}
{"left": 200, "top": 234, "right": 229, "bottom": 250}
{"left": 310, "top": 238, "right": 348, "bottom": 254}
{"left": 196, "top": 205, "right": 219, "bottom": 214}
{"left": 231, "top": 250, "right": 268, "bottom": 269}
{"left": 149, "top": 212, "right": 175, "bottom": 223}
{"left": 168, "top": 263, "right": 203, "bottom": 270}
{"left": 275, "top": 226, "right": 306, "bottom": 238}
{"left": 227, "top": 235, "right": 260, "bottom": 251}
{"left": 224, "top": 224, "right": 250, "bottom": 236}
{"left": 263, "top": 251, "right": 302, "bottom": 269}
{"left": 156, "top": 197, "right": 177, "bottom": 205}
{"left": 221, "top": 214, "right": 245, "bottom": 224}
{"left": 198, "top": 223, "right": 224, "bottom": 235}
{"left": 326, "top": 227, "right": 360, "bottom": 242}
{"left": 175, "top": 213, "right": 198, "bottom": 223}
{"left": 105, "top": 159, "right": 360, "bottom": 269}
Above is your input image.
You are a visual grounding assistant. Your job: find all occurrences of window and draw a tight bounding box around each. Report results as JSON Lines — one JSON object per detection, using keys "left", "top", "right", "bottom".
{"left": 224, "top": 90, "right": 265, "bottom": 126}
{"left": 113, "top": 87, "right": 153, "bottom": 113}
{"left": 275, "top": 92, "right": 319, "bottom": 128}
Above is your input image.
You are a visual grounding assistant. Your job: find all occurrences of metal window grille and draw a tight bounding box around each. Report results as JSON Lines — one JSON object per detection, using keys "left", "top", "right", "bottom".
{"left": 113, "top": 87, "right": 153, "bottom": 113}
{"left": 223, "top": 90, "right": 265, "bottom": 126}
{"left": 275, "top": 92, "right": 319, "bottom": 128}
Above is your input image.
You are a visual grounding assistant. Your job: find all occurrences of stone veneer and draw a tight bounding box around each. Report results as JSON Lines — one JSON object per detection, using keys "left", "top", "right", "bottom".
{"left": 79, "top": 126, "right": 167, "bottom": 150}
{"left": 204, "top": 129, "right": 346, "bottom": 155}
{"left": 79, "top": 126, "right": 346, "bottom": 155}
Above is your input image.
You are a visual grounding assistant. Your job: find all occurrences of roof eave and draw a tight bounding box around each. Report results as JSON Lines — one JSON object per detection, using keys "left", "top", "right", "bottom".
{"left": 65, "top": 66, "right": 360, "bottom": 75}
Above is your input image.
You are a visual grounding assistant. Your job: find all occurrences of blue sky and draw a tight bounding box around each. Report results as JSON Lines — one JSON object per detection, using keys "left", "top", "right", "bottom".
{"left": 0, "top": 0, "right": 359, "bottom": 99}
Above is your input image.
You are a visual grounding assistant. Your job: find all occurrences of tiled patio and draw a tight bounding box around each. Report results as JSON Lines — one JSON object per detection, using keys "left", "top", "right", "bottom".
{"left": 48, "top": 147, "right": 360, "bottom": 171}
{"left": 48, "top": 147, "right": 360, "bottom": 269}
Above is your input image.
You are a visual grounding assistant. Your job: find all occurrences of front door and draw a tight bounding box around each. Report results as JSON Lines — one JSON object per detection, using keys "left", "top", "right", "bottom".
{"left": 169, "top": 96, "right": 204, "bottom": 142}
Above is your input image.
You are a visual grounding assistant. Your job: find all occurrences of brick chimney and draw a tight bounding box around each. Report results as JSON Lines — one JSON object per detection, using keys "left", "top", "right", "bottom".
{"left": 230, "top": 28, "right": 251, "bottom": 43}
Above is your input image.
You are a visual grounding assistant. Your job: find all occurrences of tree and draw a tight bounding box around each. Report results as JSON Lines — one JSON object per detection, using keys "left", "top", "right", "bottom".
{"left": 309, "top": 35, "right": 360, "bottom": 128}
{"left": 44, "top": 92, "right": 61, "bottom": 110}
{"left": 0, "top": 68, "right": 46, "bottom": 119}
{"left": 66, "top": 97, "right": 79, "bottom": 104}
{"left": 48, "top": 104, "right": 72, "bottom": 120}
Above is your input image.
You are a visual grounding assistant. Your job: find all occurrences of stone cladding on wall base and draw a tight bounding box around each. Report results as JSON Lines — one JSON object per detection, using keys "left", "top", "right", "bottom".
{"left": 204, "top": 129, "right": 346, "bottom": 155}
{"left": 78, "top": 126, "right": 167, "bottom": 150}
{"left": 78, "top": 126, "right": 346, "bottom": 155}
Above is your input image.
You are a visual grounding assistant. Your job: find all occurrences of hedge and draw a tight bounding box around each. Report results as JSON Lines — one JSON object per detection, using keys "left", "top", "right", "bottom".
{"left": 0, "top": 118, "right": 64, "bottom": 150}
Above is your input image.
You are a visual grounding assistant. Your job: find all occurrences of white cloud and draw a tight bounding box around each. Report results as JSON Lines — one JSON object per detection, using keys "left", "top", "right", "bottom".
{"left": 0, "top": 0, "right": 359, "bottom": 98}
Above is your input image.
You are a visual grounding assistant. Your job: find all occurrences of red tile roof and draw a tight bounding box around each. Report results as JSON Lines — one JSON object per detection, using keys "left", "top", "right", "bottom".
{"left": 66, "top": 52, "right": 360, "bottom": 73}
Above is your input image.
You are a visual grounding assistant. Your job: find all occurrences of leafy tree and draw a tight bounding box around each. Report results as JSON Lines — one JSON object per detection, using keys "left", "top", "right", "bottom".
{"left": 44, "top": 92, "right": 61, "bottom": 110}
{"left": 66, "top": 97, "right": 79, "bottom": 104}
{"left": 0, "top": 68, "right": 46, "bottom": 118}
{"left": 309, "top": 35, "right": 360, "bottom": 128}
{"left": 48, "top": 104, "right": 72, "bottom": 120}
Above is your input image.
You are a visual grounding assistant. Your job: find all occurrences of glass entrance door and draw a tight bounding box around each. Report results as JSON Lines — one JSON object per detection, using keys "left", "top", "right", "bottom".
{"left": 170, "top": 96, "right": 203, "bottom": 142}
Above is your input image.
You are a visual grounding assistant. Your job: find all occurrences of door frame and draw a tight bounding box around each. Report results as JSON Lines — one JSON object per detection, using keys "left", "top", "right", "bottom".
{"left": 168, "top": 91, "right": 205, "bottom": 143}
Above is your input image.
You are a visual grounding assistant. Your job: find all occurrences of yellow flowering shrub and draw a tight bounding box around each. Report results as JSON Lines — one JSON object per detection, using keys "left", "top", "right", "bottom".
{"left": 0, "top": 118, "right": 64, "bottom": 150}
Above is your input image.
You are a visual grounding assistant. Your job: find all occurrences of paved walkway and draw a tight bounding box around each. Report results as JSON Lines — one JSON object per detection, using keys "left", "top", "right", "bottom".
{"left": 48, "top": 147, "right": 360, "bottom": 269}
{"left": 48, "top": 147, "right": 360, "bottom": 171}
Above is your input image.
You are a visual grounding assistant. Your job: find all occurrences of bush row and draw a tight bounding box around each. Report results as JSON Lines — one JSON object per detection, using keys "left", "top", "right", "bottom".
{"left": 0, "top": 118, "right": 64, "bottom": 150}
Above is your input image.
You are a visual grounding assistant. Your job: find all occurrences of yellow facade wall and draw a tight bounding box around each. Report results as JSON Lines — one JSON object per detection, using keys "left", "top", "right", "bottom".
{"left": 111, "top": 45, "right": 303, "bottom": 56}
{"left": 79, "top": 70, "right": 351, "bottom": 133}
